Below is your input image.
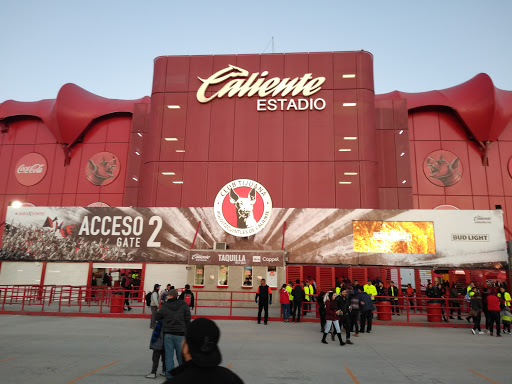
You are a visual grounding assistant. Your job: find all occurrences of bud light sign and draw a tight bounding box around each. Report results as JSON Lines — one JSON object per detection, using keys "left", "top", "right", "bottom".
{"left": 15, "top": 153, "right": 48, "bottom": 186}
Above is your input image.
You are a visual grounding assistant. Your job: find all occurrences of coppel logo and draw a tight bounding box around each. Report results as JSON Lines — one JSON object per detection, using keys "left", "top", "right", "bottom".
{"left": 252, "top": 256, "right": 261, "bottom": 263}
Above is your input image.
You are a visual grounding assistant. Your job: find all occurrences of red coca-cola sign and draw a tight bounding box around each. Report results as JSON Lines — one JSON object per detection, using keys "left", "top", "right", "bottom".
{"left": 15, "top": 153, "right": 48, "bottom": 186}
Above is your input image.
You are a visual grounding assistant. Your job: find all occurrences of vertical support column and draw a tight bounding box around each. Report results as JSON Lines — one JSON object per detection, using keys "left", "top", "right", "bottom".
{"left": 38, "top": 261, "right": 47, "bottom": 301}
{"left": 140, "top": 263, "right": 147, "bottom": 304}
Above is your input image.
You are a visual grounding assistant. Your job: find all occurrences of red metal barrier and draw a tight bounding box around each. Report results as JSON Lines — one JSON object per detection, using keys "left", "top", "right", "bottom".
{"left": 0, "top": 285, "right": 476, "bottom": 328}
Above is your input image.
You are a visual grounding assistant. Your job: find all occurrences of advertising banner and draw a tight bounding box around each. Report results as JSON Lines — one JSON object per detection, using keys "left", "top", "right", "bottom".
{"left": 0, "top": 207, "right": 507, "bottom": 269}
{"left": 188, "top": 250, "right": 284, "bottom": 266}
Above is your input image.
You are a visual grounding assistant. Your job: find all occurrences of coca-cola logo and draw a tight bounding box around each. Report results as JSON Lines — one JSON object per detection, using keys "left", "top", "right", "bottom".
{"left": 15, "top": 153, "right": 48, "bottom": 186}
{"left": 17, "top": 164, "right": 45, "bottom": 174}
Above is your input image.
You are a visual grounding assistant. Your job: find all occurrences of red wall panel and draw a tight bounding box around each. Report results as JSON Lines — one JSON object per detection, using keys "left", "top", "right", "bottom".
{"left": 283, "top": 109, "right": 308, "bottom": 161}
{"left": 182, "top": 162, "right": 208, "bottom": 207}
{"left": 165, "top": 56, "right": 190, "bottom": 92}
{"left": 308, "top": 90, "right": 334, "bottom": 161}
{"left": 208, "top": 97, "right": 235, "bottom": 161}
{"left": 233, "top": 96, "right": 259, "bottom": 161}
{"left": 106, "top": 116, "right": 131, "bottom": 143}
{"left": 35, "top": 120, "right": 56, "bottom": 144}
{"left": 257, "top": 162, "right": 283, "bottom": 208}
{"left": 412, "top": 111, "right": 440, "bottom": 141}
{"left": 308, "top": 162, "right": 335, "bottom": 208}
{"left": 184, "top": 92, "right": 211, "bottom": 162}
{"left": 206, "top": 163, "right": 233, "bottom": 206}
{"left": 283, "top": 162, "right": 308, "bottom": 208}
{"left": 232, "top": 162, "right": 257, "bottom": 181}
{"left": 333, "top": 52, "right": 356, "bottom": 90}
{"left": 0, "top": 145, "right": 14, "bottom": 194}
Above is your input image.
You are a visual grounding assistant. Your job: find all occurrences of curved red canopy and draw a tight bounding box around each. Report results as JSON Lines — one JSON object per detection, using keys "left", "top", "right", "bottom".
{"left": 0, "top": 83, "right": 149, "bottom": 146}
{"left": 377, "top": 73, "right": 512, "bottom": 142}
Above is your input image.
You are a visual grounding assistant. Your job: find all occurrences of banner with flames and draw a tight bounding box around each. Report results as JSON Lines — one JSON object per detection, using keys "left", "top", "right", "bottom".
{"left": 0, "top": 207, "right": 508, "bottom": 268}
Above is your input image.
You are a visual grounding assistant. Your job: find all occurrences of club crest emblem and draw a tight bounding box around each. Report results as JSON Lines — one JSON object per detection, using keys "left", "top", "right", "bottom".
{"left": 214, "top": 179, "right": 272, "bottom": 237}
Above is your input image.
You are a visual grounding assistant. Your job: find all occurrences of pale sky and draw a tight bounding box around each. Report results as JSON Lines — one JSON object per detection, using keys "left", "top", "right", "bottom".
{"left": 1, "top": 0, "right": 511, "bottom": 102}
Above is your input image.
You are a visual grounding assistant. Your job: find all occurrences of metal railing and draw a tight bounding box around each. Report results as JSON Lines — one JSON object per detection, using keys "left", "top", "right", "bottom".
{"left": 0, "top": 285, "right": 479, "bottom": 325}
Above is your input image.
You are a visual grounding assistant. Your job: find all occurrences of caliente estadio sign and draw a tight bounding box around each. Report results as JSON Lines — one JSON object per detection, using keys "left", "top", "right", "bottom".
{"left": 197, "top": 65, "right": 326, "bottom": 112}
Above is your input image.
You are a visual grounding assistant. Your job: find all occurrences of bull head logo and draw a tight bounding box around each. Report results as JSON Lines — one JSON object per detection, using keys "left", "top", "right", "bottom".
{"left": 87, "top": 156, "right": 117, "bottom": 186}
{"left": 426, "top": 154, "right": 461, "bottom": 186}
{"left": 229, "top": 188, "right": 257, "bottom": 228}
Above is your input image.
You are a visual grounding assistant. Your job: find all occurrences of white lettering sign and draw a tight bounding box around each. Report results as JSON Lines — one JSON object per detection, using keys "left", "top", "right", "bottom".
{"left": 197, "top": 65, "right": 326, "bottom": 112}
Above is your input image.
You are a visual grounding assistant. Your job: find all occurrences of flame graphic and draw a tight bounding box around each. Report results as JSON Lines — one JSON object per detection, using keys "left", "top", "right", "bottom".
{"left": 353, "top": 221, "right": 436, "bottom": 254}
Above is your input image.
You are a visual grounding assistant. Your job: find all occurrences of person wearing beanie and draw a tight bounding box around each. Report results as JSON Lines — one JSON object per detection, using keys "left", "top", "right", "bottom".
{"left": 164, "top": 318, "right": 244, "bottom": 383}
{"left": 156, "top": 289, "right": 191, "bottom": 378}
{"left": 150, "top": 284, "right": 161, "bottom": 329}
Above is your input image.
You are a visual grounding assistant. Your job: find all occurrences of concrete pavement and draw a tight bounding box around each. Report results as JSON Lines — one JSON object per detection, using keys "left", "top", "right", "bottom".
{"left": 0, "top": 315, "right": 510, "bottom": 384}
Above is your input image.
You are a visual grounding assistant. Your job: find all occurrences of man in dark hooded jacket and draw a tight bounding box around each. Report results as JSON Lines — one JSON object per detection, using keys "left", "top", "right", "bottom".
{"left": 358, "top": 290, "right": 375, "bottom": 333}
{"left": 156, "top": 289, "right": 191, "bottom": 379}
{"left": 164, "top": 318, "right": 243, "bottom": 383}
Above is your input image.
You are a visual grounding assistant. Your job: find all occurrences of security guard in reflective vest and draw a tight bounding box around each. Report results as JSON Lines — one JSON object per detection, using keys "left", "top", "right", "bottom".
{"left": 363, "top": 279, "right": 378, "bottom": 301}
{"left": 303, "top": 282, "right": 311, "bottom": 316}
{"left": 255, "top": 279, "right": 272, "bottom": 325}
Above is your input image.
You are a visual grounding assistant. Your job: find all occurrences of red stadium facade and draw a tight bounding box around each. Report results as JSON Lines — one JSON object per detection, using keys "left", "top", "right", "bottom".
{"left": 0, "top": 51, "right": 510, "bottom": 292}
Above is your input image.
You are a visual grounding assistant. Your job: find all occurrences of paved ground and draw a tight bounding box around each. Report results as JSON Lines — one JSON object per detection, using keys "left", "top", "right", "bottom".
{"left": 0, "top": 315, "right": 510, "bottom": 384}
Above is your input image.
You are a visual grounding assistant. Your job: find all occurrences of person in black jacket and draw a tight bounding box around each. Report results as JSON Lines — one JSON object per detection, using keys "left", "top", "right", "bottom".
{"left": 317, "top": 291, "right": 326, "bottom": 332}
{"left": 121, "top": 272, "right": 133, "bottom": 311}
{"left": 156, "top": 289, "right": 191, "bottom": 379}
{"left": 469, "top": 289, "right": 484, "bottom": 334}
{"left": 291, "top": 280, "right": 304, "bottom": 323}
{"left": 335, "top": 288, "right": 353, "bottom": 344}
{"left": 179, "top": 284, "right": 195, "bottom": 310}
{"left": 164, "top": 318, "right": 244, "bottom": 384}
{"left": 388, "top": 281, "right": 400, "bottom": 315}
{"left": 255, "top": 279, "right": 272, "bottom": 325}
{"left": 377, "top": 281, "right": 389, "bottom": 302}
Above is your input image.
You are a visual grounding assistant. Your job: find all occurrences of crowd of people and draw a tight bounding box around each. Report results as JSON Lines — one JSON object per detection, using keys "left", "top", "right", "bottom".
{"left": 1, "top": 224, "right": 145, "bottom": 261}
{"left": 142, "top": 276, "right": 510, "bottom": 381}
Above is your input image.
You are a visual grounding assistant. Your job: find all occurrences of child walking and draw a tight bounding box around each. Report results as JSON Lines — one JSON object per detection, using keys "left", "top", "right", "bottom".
{"left": 145, "top": 320, "right": 166, "bottom": 378}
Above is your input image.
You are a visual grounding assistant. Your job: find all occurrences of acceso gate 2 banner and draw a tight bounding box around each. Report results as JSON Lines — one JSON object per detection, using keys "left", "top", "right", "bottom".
{"left": 0, "top": 207, "right": 508, "bottom": 269}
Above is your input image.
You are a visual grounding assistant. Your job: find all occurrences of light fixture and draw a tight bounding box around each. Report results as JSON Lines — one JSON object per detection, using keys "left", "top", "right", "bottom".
{"left": 400, "top": 152, "right": 405, "bottom": 157}
{"left": 173, "top": 181, "right": 183, "bottom": 184}
{"left": 399, "top": 130, "right": 403, "bottom": 134}
{"left": 161, "top": 172, "right": 175, "bottom": 175}
{"left": 342, "top": 74, "right": 356, "bottom": 78}
{"left": 338, "top": 181, "right": 352, "bottom": 184}
{"left": 11, "top": 201, "right": 22, "bottom": 208}
{"left": 165, "top": 138, "right": 178, "bottom": 141}
{"left": 343, "top": 102, "right": 357, "bottom": 107}
{"left": 338, "top": 149, "right": 351, "bottom": 152}
{"left": 176, "top": 150, "right": 185, "bottom": 153}
{"left": 137, "top": 132, "right": 142, "bottom": 137}
{"left": 135, "top": 151, "right": 140, "bottom": 156}
{"left": 343, "top": 137, "right": 357, "bottom": 140}
{"left": 344, "top": 172, "right": 358, "bottom": 175}
{"left": 132, "top": 177, "right": 138, "bottom": 182}
{"left": 402, "top": 180, "right": 407, "bottom": 184}
{"left": 167, "top": 105, "right": 181, "bottom": 109}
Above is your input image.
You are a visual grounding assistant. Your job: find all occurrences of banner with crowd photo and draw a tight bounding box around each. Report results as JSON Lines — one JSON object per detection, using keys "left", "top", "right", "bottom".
{"left": 0, "top": 207, "right": 508, "bottom": 268}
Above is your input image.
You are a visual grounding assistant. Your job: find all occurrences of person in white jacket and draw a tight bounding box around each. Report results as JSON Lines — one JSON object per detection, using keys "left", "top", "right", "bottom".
{"left": 150, "top": 284, "right": 161, "bottom": 329}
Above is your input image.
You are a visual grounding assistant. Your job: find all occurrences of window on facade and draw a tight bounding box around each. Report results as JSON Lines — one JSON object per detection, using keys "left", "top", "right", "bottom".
{"left": 218, "top": 266, "right": 229, "bottom": 286}
{"left": 243, "top": 266, "right": 252, "bottom": 286}
{"left": 194, "top": 266, "right": 204, "bottom": 286}
{"left": 266, "top": 266, "right": 277, "bottom": 287}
